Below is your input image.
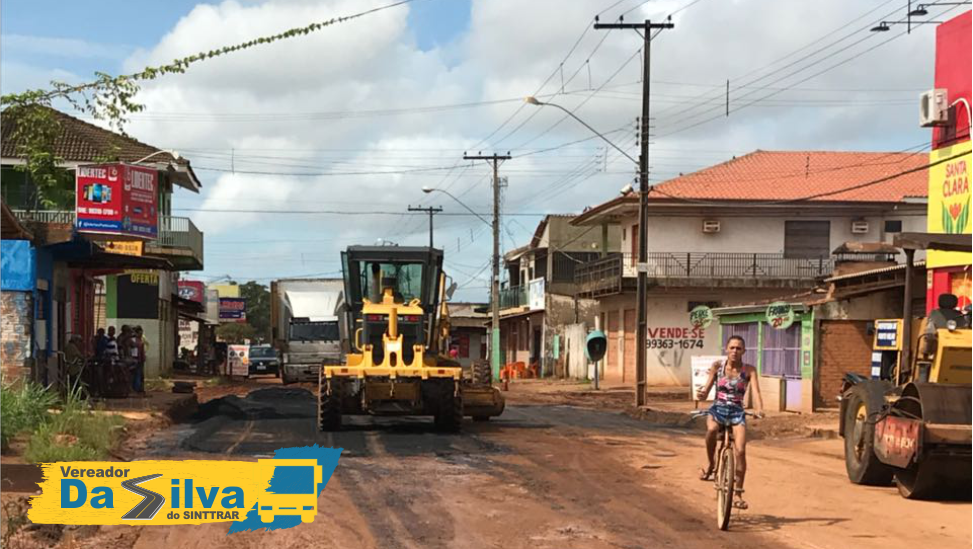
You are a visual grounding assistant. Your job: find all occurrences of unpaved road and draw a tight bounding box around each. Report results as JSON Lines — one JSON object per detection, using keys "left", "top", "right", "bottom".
{"left": 11, "top": 385, "right": 969, "bottom": 549}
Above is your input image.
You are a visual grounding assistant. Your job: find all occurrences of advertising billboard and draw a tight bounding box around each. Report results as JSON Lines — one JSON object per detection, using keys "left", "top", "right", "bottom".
{"left": 178, "top": 280, "right": 206, "bottom": 304}
{"left": 76, "top": 163, "right": 158, "bottom": 239}
{"left": 926, "top": 140, "right": 972, "bottom": 269}
{"left": 219, "top": 298, "right": 247, "bottom": 322}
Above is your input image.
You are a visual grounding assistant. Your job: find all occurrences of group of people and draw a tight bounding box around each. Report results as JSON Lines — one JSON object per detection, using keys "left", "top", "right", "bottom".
{"left": 61, "top": 325, "right": 148, "bottom": 395}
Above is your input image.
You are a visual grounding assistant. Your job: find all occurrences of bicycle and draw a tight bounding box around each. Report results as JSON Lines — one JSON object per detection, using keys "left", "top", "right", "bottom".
{"left": 690, "top": 409, "right": 758, "bottom": 530}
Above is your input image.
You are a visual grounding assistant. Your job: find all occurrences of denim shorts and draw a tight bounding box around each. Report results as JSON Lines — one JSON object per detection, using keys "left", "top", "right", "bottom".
{"left": 709, "top": 403, "right": 746, "bottom": 426}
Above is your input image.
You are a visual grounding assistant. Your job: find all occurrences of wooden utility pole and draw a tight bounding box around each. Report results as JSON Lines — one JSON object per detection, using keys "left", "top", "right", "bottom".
{"left": 463, "top": 152, "right": 511, "bottom": 381}
{"left": 594, "top": 16, "right": 674, "bottom": 407}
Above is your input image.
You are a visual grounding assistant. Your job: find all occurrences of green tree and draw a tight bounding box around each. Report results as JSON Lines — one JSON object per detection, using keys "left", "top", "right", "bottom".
{"left": 216, "top": 322, "right": 256, "bottom": 344}
{"left": 239, "top": 281, "right": 271, "bottom": 342}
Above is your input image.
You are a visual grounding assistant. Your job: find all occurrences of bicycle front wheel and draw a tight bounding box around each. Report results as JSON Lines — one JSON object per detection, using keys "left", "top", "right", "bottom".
{"left": 716, "top": 448, "right": 735, "bottom": 531}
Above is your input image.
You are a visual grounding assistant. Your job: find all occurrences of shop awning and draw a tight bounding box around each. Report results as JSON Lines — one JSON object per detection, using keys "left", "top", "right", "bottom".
{"left": 894, "top": 232, "right": 972, "bottom": 253}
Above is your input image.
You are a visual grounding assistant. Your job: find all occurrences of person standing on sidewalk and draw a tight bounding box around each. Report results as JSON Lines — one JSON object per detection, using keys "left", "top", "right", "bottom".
{"left": 134, "top": 326, "right": 147, "bottom": 394}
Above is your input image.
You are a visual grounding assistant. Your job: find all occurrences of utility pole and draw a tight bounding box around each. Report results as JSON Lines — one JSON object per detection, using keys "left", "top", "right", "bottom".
{"left": 408, "top": 205, "right": 443, "bottom": 248}
{"left": 594, "top": 16, "right": 674, "bottom": 407}
{"left": 463, "top": 152, "right": 511, "bottom": 382}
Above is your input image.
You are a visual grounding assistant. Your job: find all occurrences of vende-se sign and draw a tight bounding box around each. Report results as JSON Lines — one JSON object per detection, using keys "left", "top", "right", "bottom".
{"left": 76, "top": 163, "right": 158, "bottom": 239}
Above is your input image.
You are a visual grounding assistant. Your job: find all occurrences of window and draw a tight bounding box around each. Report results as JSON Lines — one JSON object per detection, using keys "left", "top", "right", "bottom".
{"left": 289, "top": 321, "right": 339, "bottom": 341}
{"left": 359, "top": 262, "right": 424, "bottom": 302}
{"left": 884, "top": 220, "right": 903, "bottom": 233}
{"left": 784, "top": 220, "right": 830, "bottom": 259}
{"left": 723, "top": 323, "right": 759, "bottom": 367}
{"left": 761, "top": 323, "right": 801, "bottom": 378}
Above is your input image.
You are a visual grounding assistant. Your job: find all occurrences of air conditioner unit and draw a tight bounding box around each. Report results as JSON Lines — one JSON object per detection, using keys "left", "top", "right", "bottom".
{"left": 851, "top": 220, "right": 869, "bottom": 234}
{"left": 702, "top": 220, "right": 721, "bottom": 234}
{"left": 920, "top": 89, "right": 949, "bottom": 127}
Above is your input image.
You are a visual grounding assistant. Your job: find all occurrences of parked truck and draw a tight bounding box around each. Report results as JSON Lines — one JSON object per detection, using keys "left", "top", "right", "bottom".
{"left": 270, "top": 279, "right": 345, "bottom": 384}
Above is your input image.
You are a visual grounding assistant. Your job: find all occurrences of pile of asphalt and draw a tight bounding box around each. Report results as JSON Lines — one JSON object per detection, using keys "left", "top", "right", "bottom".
{"left": 192, "top": 388, "right": 315, "bottom": 422}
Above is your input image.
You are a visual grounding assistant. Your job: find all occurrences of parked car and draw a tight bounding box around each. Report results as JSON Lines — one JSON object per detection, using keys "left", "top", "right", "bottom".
{"left": 248, "top": 345, "right": 281, "bottom": 377}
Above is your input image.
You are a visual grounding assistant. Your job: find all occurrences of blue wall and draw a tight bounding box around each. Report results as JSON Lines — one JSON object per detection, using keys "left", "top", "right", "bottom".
{"left": 1, "top": 240, "right": 35, "bottom": 291}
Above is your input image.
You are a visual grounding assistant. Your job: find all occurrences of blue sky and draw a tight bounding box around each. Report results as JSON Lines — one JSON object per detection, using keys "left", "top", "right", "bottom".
{"left": 0, "top": 0, "right": 950, "bottom": 301}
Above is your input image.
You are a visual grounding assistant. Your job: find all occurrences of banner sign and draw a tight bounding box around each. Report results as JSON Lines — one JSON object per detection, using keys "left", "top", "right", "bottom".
{"left": 219, "top": 298, "right": 247, "bottom": 322}
{"left": 178, "top": 280, "right": 206, "bottom": 303}
{"left": 228, "top": 344, "right": 250, "bottom": 376}
{"left": 27, "top": 446, "right": 341, "bottom": 534}
{"left": 76, "top": 163, "right": 158, "bottom": 240}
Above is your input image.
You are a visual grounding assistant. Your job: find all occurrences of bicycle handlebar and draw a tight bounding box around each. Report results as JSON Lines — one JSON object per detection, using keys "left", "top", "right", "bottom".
{"left": 689, "top": 409, "right": 763, "bottom": 419}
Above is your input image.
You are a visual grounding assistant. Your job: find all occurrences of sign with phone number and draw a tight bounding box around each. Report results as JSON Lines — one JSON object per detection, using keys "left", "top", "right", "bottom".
{"left": 647, "top": 326, "right": 706, "bottom": 350}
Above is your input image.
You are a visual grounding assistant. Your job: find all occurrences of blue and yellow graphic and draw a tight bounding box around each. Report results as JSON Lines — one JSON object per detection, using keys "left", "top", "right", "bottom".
{"left": 28, "top": 445, "right": 342, "bottom": 534}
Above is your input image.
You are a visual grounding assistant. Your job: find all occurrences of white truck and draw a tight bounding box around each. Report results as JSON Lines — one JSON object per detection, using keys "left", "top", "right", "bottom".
{"left": 270, "top": 278, "right": 345, "bottom": 384}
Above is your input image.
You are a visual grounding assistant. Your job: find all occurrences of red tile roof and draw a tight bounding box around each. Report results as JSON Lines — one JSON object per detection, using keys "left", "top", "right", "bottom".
{"left": 647, "top": 150, "right": 929, "bottom": 203}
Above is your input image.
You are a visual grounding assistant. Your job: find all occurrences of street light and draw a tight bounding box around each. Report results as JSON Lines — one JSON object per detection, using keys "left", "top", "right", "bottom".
{"left": 421, "top": 186, "right": 491, "bottom": 227}
{"left": 524, "top": 97, "right": 639, "bottom": 167}
{"left": 132, "top": 149, "right": 180, "bottom": 164}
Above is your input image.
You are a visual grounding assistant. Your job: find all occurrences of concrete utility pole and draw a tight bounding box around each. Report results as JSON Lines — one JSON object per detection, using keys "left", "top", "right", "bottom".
{"left": 594, "top": 16, "right": 674, "bottom": 407}
{"left": 408, "top": 205, "right": 443, "bottom": 248}
{"left": 463, "top": 152, "right": 511, "bottom": 381}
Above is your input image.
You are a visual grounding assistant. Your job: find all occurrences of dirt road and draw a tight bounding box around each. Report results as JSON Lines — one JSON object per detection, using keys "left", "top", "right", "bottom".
{"left": 9, "top": 384, "right": 969, "bottom": 549}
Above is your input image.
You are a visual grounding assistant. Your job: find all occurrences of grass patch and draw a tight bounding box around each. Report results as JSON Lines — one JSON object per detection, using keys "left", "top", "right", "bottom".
{"left": 24, "top": 412, "right": 124, "bottom": 462}
{"left": 11, "top": 386, "right": 125, "bottom": 463}
{"left": 0, "top": 381, "right": 58, "bottom": 450}
{"left": 201, "top": 376, "right": 229, "bottom": 387}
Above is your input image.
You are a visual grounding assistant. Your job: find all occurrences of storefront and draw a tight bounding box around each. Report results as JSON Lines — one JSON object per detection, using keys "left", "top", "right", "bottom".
{"left": 926, "top": 12, "right": 972, "bottom": 312}
{"left": 713, "top": 302, "right": 815, "bottom": 413}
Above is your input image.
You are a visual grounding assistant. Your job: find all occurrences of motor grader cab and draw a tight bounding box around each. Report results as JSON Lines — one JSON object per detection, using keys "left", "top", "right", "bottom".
{"left": 317, "top": 246, "right": 503, "bottom": 432}
{"left": 839, "top": 233, "right": 972, "bottom": 499}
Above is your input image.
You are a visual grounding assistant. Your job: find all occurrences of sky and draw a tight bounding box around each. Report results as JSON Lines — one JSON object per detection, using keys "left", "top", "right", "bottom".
{"left": 1, "top": 0, "right": 958, "bottom": 302}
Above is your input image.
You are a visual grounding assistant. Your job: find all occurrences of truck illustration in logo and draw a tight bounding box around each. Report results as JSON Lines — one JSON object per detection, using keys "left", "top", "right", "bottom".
{"left": 255, "top": 459, "right": 322, "bottom": 524}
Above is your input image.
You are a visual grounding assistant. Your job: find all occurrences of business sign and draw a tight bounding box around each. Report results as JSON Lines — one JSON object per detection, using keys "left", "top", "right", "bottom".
{"left": 873, "top": 319, "right": 902, "bottom": 351}
{"left": 76, "top": 163, "right": 158, "bottom": 240}
{"left": 689, "top": 305, "right": 714, "bottom": 328}
{"left": 219, "top": 298, "right": 247, "bottom": 322}
{"left": 26, "top": 447, "right": 341, "bottom": 533}
{"left": 178, "top": 280, "right": 206, "bottom": 303}
{"left": 103, "top": 241, "right": 143, "bottom": 256}
{"left": 228, "top": 344, "right": 250, "bottom": 377}
{"left": 765, "top": 302, "right": 795, "bottom": 330}
{"left": 927, "top": 141, "right": 972, "bottom": 268}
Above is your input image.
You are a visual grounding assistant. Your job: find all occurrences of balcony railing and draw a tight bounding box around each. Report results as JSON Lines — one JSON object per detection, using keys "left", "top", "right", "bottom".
{"left": 500, "top": 285, "right": 528, "bottom": 309}
{"left": 575, "top": 252, "right": 835, "bottom": 296}
{"left": 11, "top": 210, "right": 203, "bottom": 267}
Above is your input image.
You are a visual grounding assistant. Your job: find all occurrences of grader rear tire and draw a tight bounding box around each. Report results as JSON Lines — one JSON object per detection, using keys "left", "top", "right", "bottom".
{"left": 472, "top": 361, "right": 492, "bottom": 386}
{"left": 434, "top": 382, "right": 463, "bottom": 433}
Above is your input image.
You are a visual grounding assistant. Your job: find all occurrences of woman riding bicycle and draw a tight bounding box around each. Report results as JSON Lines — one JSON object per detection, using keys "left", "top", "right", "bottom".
{"left": 696, "top": 335, "right": 764, "bottom": 509}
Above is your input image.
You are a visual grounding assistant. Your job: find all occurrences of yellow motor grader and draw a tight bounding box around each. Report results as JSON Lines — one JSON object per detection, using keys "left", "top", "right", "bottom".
{"left": 839, "top": 233, "right": 971, "bottom": 499}
{"left": 317, "top": 246, "right": 503, "bottom": 432}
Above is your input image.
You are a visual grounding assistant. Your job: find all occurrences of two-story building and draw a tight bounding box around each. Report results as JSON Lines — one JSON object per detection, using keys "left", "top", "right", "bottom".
{"left": 0, "top": 106, "right": 204, "bottom": 383}
{"left": 571, "top": 150, "right": 928, "bottom": 394}
{"left": 497, "top": 214, "right": 620, "bottom": 376}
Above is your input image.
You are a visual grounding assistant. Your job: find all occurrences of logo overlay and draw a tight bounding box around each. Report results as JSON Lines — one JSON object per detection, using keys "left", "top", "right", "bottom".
{"left": 28, "top": 445, "right": 341, "bottom": 534}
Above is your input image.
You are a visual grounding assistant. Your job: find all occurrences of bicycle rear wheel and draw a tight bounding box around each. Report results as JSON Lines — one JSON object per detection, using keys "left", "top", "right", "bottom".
{"left": 716, "top": 448, "right": 735, "bottom": 531}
